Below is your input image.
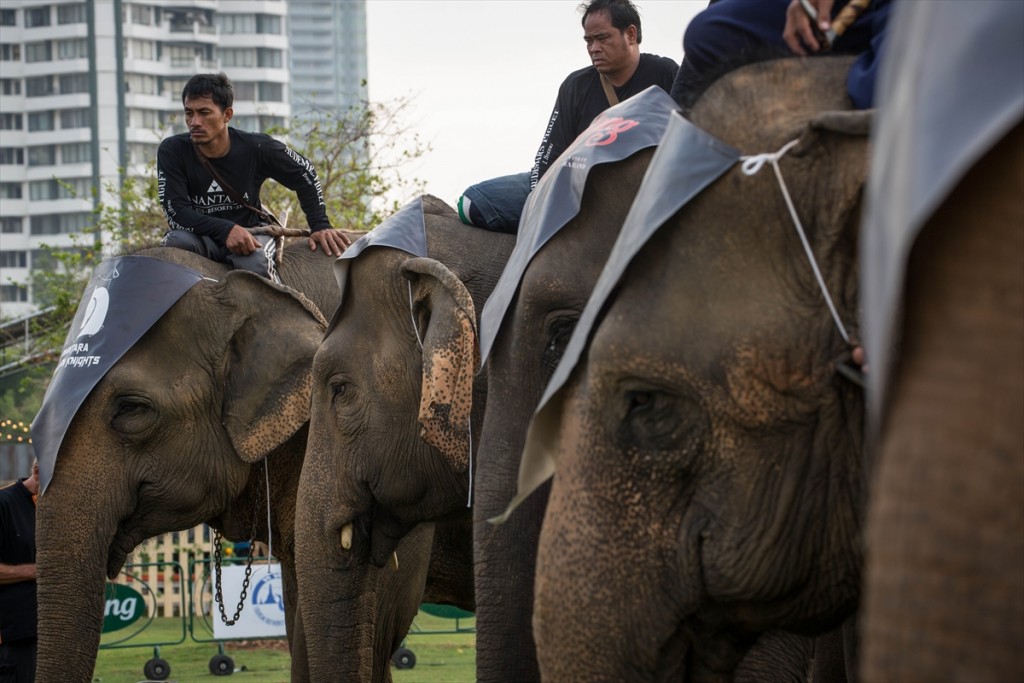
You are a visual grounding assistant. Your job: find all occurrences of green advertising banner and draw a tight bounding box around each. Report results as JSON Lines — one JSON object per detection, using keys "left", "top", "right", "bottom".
{"left": 102, "top": 583, "right": 146, "bottom": 633}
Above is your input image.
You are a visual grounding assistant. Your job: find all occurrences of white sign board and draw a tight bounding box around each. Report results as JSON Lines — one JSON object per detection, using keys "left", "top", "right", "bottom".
{"left": 212, "top": 563, "right": 288, "bottom": 640}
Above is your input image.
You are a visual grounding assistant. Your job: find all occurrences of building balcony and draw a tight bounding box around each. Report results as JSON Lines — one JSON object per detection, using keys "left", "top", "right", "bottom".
{"left": 161, "top": 0, "right": 219, "bottom": 10}
{"left": 164, "top": 55, "right": 219, "bottom": 73}
{"left": 165, "top": 21, "right": 219, "bottom": 44}
{"left": 22, "top": 58, "right": 88, "bottom": 78}
{"left": 21, "top": 93, "right": 91, "bottom": 111}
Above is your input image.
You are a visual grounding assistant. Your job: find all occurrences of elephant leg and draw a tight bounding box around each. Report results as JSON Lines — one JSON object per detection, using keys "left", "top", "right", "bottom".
{"left": 862, "top": 123, "right": 1024, "bottom": 679}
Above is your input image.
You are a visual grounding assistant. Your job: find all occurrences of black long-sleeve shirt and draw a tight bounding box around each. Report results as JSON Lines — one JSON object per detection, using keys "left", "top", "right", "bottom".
{"left": 530, "top": 53, "right": 679, "bottom": 186}
{"left": 0, "top": 479, "right": 36, "bottom": 643}
{"left": 157, "top": 127, "right": 330, "bottom": 246}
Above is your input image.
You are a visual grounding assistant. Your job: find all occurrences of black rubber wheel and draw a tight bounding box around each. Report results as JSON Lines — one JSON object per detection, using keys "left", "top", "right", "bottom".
{"left": 144, "top": 657, "right": 171, "bottom": 680}
{"left": 209, "top": 652, "right": 235, "bottom": 676}
{"left": 392, "top": 647, "right": 416, "bottom": 669}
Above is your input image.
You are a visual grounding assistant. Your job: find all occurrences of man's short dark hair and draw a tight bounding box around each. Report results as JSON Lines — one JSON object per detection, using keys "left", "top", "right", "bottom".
{"left": 181, "top": 72, "right": 234, "bottom": 110}
{"left": 579, "top": 0, "right": 643, "bottom": 43}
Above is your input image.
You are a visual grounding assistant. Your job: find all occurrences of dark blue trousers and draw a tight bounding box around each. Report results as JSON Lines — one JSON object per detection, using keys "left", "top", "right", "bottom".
{"left": 672, "top": 0, "right": 892, "bottom": 109}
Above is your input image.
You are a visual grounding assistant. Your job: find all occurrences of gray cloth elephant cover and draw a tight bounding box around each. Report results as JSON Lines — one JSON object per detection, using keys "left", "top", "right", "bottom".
{"left": 861, "top": 0, "right": 1024, "bottom": 425}
{"left": 496, "top": 110, "right": 743, "bottom": 521}
{"left": 327, "top": 194, "right": 433, "bottom": 334}
{"left": 479, "top": 86, "right": 680, "bottom": 363}
{"left": 31, "top": 256, "right": 207, "bottom": 493}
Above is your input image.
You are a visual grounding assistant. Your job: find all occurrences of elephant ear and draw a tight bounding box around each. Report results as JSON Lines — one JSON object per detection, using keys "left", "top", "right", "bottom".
{"left": 220, "top": 271, "right": 328, "bottom": 463}
{"left": 401, "top": 256, "right": 478, "bottom": 473}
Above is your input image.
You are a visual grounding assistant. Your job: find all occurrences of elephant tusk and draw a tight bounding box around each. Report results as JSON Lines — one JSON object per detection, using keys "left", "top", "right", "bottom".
{"left": 391, "top": 551, "right": 399, "bottom": 571}
{"left": 340, "top": 523, "right": 353, "bottom": 550}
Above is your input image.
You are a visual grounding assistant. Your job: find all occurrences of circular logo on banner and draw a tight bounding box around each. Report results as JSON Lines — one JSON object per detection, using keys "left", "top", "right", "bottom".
{"left": 252, "top": 570, "right": 285, "bottom": 627}
{"left": 78, "top": 286, "right": 109, "bottom": 338}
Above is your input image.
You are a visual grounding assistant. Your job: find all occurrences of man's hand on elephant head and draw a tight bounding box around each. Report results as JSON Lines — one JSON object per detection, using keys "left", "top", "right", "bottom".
{"left": 309, "top": 228, "right": 352, "bottom": 256}
{"left": 784, "top": 0, "right": 834, "bottom": 55}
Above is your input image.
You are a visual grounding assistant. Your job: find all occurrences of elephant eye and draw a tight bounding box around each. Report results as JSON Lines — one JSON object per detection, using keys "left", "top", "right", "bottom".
{"left": 541, "top": 316, "right": 577, "bottom": 379}
{"left": 616, "top": 386, "right": 707, "bottom": 453}
{"left": 329, "top": 378, "right": 351, "bottom": 403}
{"left": 110, "top": 395, "right": 156, "bottom": 439}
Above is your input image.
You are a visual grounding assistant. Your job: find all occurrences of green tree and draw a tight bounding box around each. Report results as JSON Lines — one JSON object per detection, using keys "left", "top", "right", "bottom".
{"left": 0, "top": 95, "right": 428, "bottom": 427}
{"left": 262, "top": 95, "right": 428, "bottom": 231}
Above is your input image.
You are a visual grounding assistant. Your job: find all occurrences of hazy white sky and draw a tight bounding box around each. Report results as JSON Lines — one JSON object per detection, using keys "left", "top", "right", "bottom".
{"left": 364, "top": 0, "right": 706, "bottom": 208}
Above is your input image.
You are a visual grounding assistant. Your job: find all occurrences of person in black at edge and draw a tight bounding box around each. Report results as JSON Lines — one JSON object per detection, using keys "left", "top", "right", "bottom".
{"left": 457, "top": 0, "right": 678, "bottom": 233}
{"left": 157, "top": 73, "right": 350, "bottom": 282}
{"left": 0, "top": 460, "right": 39, "bottom": 683}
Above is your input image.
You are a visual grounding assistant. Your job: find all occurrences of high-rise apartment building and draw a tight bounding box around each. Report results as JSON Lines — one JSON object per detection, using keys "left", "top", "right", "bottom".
{"left": 0, "top": 0, "right": 367, "bottom": 319}
{"left": 289, "top": 0, "right": 367, "bottom": 120}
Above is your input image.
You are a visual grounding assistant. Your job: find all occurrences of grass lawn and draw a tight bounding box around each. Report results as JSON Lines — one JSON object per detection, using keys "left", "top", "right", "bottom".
{"left": 92, "top": 611, "right": 475, "bottom": 682}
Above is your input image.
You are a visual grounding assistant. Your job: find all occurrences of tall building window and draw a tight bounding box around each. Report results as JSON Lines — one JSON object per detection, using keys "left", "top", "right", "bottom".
{"left": 0, "top": 44, "right": 21, "bottom": 61}
{"left": 218, "top": 48, "right": 255, "bottom": 68}
{"left": 25, "top": 7, "right": 51, "bottom": 28}
{"left": 60, "top": 108, "right": 91, "bottom": 129}
{"left": 59, "top": 73, "right": 90, "bottom": 94}
{"left": 127, "top": 142, "right": 158, "bottom": 165}
{"left": 0, "top": 147, "right": 25, "bottom": 165}
{"left": 258, "top": 82, "right": 283, "bottom": 102}
{"left": 0, "top": 9, "right": 16, "bottom": 26}
{"left": 60, "top": 142, "right": 91, "bottom": 164}
{"left": 1, "top": 78, "right": 21, "bottom": 95}
{"left": 28, "top": 111, "right": 55, "bottom": 131}
{"left": 1, "top": 285, "right": 29, "bottom": 303}
{"left": 29, "top": 177, "right": 92, "bottom": 200}
{"left": 256, "top": 48, "right": 282, "bottom": 68}
{"left": 216, "top": 14, "right": 255, "bottom": 34}
{"left": 28, "top": 145, "right": 57, "bottom": 167}
{"left": 233, "top": 81, "right": 256, "bottom": 100}
{"left": 26, "top": 76, "right": 55, "bottom": 97}
{"left": 0, "top": 182, "right": 23, "bottom": 199}
{"left": 0, "top": 251, "right": 28, "bottom": 268}
{"left": 57, "top": 38, "right": 89, "bottom": 60}
{"left": 25, "top": 41, "right": 53, "bottom": 63}
{"left": 256, "top": 14, "right": 281, "bottom": 35}
{"left": 125, "top": 73, "right": 157, "bottom": 95}
{"left": 0, "top": 113, "right": 23, "bottom": 130}
{"left": 129, "top": 4, "right": 153, "bottom": 25}
{"left": 127, "top": 39, "right": 157, "bottom": 61}
{"left": 0, "top": 217, "right": 23, "bottom": 233}
{"left": 58, "top": 3, "right": 87, "bottom": 25}
{"left": 30, "top": 212, "right": 91, "bottom": 235}
{"left": 129, "top": 108, "right": 164, "bottom": 130}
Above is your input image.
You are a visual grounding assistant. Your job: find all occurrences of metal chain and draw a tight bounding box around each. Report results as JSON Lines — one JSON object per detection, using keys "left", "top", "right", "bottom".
{"left": 212, "top": 464, "right": 263, "bottom": 626}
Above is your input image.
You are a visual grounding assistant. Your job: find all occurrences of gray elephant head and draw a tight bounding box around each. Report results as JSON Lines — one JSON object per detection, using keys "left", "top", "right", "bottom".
{"left": 522, "top": 57, "right": 871, "bottom": 680}
{"left": 474, "top": 148, "right": 656, "bottom": 681}
{"left": 33, "top": 245, "right": 336, "bottom": 682}
{"left": 296, "top": 198, "right": 515, "bottom": 680}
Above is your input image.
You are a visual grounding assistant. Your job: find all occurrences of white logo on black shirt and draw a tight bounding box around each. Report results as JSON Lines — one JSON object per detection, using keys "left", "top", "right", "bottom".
{"left": 208, "top": 180, "right": 222, "bottom": 193}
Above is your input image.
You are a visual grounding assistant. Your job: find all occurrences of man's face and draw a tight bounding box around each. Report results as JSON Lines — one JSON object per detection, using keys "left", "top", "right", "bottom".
{"left": 583, "top": 10, "right": 637, "bottom": 77}
{"left": 184, "top": 95, "right": 232, "bottom": 146}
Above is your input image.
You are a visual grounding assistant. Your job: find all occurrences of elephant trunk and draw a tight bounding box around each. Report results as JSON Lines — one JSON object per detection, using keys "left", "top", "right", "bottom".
{"left": 296, "top": 498, "right": 434, "bottom": 681}
{"left": 34, "top": 481, "right": 122, "bottom": 682}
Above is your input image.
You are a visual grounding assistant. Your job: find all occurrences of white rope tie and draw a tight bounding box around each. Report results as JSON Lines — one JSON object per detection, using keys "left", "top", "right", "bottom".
{"left": 740, "top": 139, "right": 852, "bottom": 345}
{"left": 408, "top": 280, "right": 424, "bottom": 349}
{"left": 408, "top": 280, "right": 474, "bottom": 508}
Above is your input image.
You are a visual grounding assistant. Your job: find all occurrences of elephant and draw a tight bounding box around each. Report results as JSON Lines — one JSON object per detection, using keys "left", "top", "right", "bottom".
{"left": 512, "top": 56, "right": 871, "bottom": 680}
{"left": 31, "top": 241, "right": 433, "bottom": 682}
{"left": 295, "top": 196, "right": 516, "bottom": 681}
{"left": 858, "top": 3, "right": 1024, "bottom": 679}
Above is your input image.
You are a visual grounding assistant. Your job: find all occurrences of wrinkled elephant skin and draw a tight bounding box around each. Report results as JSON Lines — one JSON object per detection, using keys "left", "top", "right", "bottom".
{"left": 476, "top": 150, "right": 655, "bottom": 682}
{"left": 297, "top": 200, "right": 515, "bottom": 681}
{"left": 529, "top": 58, "right": 869, "bottom": 680}
{"left": 862, "top": 123, "right": 1024, "bottom": 679}
{"left": 34, "top": 244, "right": 339, "bottom": 683}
